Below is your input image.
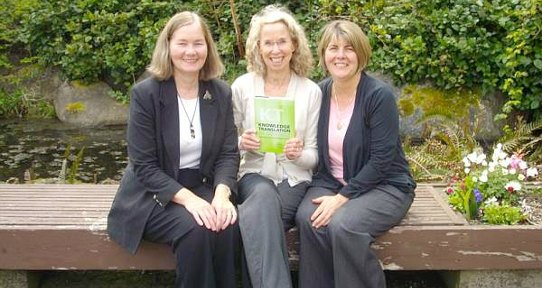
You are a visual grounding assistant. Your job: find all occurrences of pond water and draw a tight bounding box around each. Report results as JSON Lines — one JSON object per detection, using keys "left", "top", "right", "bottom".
{"left": 0, "top": 119, "right": 127, "bottom": 183}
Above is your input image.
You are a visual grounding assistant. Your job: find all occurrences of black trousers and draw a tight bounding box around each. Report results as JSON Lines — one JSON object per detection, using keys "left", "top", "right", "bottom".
{"left": 144, "top": 169, "right": 238, "bottom": 288}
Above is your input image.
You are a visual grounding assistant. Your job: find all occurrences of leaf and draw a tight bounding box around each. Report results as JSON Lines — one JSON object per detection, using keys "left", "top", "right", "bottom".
{"left": 534, "top": 59, "right": 542, "bottom": 70}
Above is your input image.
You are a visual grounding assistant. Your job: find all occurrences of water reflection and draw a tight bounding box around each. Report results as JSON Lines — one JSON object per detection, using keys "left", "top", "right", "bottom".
{"left": 0, "top": 119, "right": 127, "bottom": 183}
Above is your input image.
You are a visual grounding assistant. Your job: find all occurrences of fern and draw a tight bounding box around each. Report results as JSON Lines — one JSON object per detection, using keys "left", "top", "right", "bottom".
{"left": 404, "top": 111, "right": 482, "bottom": 182}
{"left": 500, "top": 117, "right": 542, "bottom": 164}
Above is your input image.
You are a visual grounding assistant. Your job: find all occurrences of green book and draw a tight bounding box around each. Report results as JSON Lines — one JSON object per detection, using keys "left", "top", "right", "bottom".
{"left": 253, "top": 96, "right": 295, "bottom": 153}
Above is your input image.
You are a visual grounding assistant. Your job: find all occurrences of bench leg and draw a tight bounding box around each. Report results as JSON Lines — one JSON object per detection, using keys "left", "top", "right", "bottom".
{"left": 440, "top": 270, "right": 542, "bottom": 288}
{"left": 0, "top": 271, "right": 41, "bottom": 288}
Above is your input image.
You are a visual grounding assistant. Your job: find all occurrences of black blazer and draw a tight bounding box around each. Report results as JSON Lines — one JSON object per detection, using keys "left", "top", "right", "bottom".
{"left": 312, "top": 72, "right": 415, "bottom": 199}
{"left": 107, "top": 76, "right": 239, "bottom": 254}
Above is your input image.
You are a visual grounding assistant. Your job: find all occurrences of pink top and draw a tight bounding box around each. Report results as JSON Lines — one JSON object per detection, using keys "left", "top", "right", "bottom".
{"left": 328, "top": 97, "right": 356, "bottom": 184}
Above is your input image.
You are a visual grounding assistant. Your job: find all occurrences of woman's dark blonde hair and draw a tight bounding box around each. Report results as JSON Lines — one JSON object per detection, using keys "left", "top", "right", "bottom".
{"left": 318, "top": 20, "right": 372, "bottom": 75}
{"left": 147, "top": 11, "right": 224, "bottom": 80}
{"left": 245, "top": 5, "right": 313, "bottom": 77}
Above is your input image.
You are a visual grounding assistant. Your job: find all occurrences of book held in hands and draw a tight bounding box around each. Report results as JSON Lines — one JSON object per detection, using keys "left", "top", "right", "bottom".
{"left": 254, "top": 96, "right": 295, "bottom": 153}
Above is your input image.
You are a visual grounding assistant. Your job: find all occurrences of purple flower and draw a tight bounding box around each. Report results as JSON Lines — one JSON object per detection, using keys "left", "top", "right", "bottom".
{"left": 474, "top": 188, "right": 483, "bottom": 203}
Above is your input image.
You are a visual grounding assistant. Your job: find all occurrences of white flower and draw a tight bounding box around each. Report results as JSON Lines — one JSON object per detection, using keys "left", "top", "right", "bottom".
{"left": 509, "top": 168, "right": 517, "bottom": 175}
{"left": 502, "top": 168, "right": 509, "bottom": 175}
{"left": 463, "top": 157, "right": 471, "bottom": 168}
{"left": 492, "top": 143, "right": 505, "bottom": 161}
{"left": 484, "top": 196, "right": 498, "bottom": 205}
{"left": 475, "top": 153, "right": 486, "bottom": 164}
{"left": 499, "top": 158, "right": 511, "bottom": 168}
{"left": 526, "top": 167, "right": 539, "bottom": 178}
{"left": 482, "top": 160, "right": 488, "bottom": 166}
{"left": 488, "top": 162, "right": 496, "bottom": 172}
{"left": 467, "top": 152, "right": 478, "bottom": 163}
{"left": 518, "top": 161, "right": 528, "bottom": 170}
{"left": 466, "top": 151, "right": 486, "bottom": 165}
{"left": 505, "top": 181, "right": 521, "bottom": 192}
{"left": 517, "top": 174, "right": 525, "bottom": 181}
{"left": 479, "top": 171, "right": 488, "bottom": 183}
{"left": 464, "top": 168, "right": 471, "bottom": 174}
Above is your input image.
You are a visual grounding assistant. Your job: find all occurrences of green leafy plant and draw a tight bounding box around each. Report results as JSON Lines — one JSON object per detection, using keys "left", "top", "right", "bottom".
{"left": 446, "top": 143, "right": 539, "bottom": 224}
{"left": 500, "top": 117, "right": 542, "bottom": 165}
{"left": 365, "top": 0, "right": 542, "bottom": 119}
{"left": 0, "top": 87, "right": 55, "bottom": 119}
{"left": 403, "top": 91, "right": 480, "bottom": 182}
{"left": 59, "top": 145, "right": 85, "bottom": 184}
{"left": 2, "top": 0, "right": 540, "bottom": 121}
{"left": 482, "top": 203, "right": 525, "bottom": 225}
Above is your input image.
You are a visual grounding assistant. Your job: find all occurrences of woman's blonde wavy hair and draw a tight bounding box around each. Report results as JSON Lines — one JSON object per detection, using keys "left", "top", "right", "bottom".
{"left": 245, "top": 5, "right": 313, "bottom": 77}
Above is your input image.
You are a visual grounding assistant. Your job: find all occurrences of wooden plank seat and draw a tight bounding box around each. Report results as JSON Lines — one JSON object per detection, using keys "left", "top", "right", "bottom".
{"left": 0, "top": 183, "right": 541, "bottom": 271}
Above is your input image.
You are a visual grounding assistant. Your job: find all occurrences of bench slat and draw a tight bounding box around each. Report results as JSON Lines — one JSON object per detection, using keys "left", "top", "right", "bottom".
{"left": 1, "top": 184, "right": 540, "bottom": 271}
{"left": 0, "top": 183, "right": 466, "bottom": 230}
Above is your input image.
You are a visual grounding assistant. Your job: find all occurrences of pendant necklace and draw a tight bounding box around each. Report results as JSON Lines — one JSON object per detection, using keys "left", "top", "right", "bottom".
{"left": 178, "top": 93, "right": 199, "bottom": 139}
{"left": 333, "top": 87, "right": 355, "bottom": 130}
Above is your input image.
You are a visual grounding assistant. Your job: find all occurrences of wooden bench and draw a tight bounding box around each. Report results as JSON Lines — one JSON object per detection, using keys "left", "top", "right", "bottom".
{"left": 1, "top": 183, "right": 541, "bottom": 286}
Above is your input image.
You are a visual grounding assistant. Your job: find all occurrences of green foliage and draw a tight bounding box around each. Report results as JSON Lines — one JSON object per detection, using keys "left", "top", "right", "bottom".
{"left": 59, "top": 145, "right": 85, "bottom": 184}
{"left": 0, "top": 89, "right": 24, "bottom": 117}
{"left": 0, "top": 0, "right": 540, "bottom": 120}
{"left": 500, "top": 117, "right": 542, "bottom": 165}
{"left": 405, "top": 139, "right": 465, "bottom": 182}
{"left": 482, "top": 203, "right": 524, "bottom": 225}
{"left": 20, "top": 0, "right": 181, "bottom": 92}
{"left": 0, "top": 88, "right": 55, "bottom": 119}
{"left": 448, "top": 174, "right": 482, "bottom": 220}
{"left": 0, "top": 0, "right": 38, "bottom": 68}
{"left": 402, "top": 87, "right": 480, "bottom": 182}
{"left": 0, "top": 63, "right": 56, "bottom": 119}
{"left": 365, "top": 0, "right": 541, "bottom": 119}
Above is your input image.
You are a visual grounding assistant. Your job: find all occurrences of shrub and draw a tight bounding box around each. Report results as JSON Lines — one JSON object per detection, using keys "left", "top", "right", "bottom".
{"left": 2, "top": 0, "right": 540, "bottom": 120}
{"left": 365, "top": 0, "right": 541, "bottom": 119}
{"left": 20, "top": 0, "right": 181, "bottom": 95}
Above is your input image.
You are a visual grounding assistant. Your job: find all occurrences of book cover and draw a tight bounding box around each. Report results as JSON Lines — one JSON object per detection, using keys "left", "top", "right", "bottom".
{"left": 253, "top": 96, "right": 295, "bottom": 153}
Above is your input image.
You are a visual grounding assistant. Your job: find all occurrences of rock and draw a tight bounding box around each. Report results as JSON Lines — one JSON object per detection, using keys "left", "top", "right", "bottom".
{"left": 370, "top": 73, "right": 503, "bottom": 142}
{"left": 21, "top": 67, "right": 63, "bottom": 101}
{"left": 54, "top": 81, "right": 128, "bottom": 127}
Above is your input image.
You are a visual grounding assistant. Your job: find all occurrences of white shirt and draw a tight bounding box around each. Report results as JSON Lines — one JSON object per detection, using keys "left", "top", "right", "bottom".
{"left": 177, "top": 97, "right": 202, "bottom": 169}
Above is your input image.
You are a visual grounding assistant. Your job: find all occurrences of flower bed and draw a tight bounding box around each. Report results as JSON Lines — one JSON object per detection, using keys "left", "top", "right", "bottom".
{"left": 445, "top": 144, "right": 540, "bottom": 224}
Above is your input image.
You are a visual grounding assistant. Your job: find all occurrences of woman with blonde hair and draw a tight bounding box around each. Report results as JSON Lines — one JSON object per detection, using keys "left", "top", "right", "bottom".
{"left": 232, "top": 4, "right": 321, "bottom": 288}
{"left": 295, "top": 20, "right": 416, "bottom": 288}
{"left": 108, "top": 11, "right": 239, "bottom": 288}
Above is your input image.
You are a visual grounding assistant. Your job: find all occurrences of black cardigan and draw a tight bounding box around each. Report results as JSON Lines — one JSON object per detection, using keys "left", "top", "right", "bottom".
{"left": 312, "top": 72, "right": 416, "bottom": 199}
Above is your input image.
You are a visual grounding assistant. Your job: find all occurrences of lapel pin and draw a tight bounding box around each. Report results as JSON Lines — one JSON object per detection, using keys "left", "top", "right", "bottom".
{"left": 203, "top": 90, "right": 213, "bottom": 101}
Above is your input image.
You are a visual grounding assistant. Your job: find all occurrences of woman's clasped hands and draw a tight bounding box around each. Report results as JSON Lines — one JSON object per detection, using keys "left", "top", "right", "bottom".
{"left": 173, "top": 184, "right": 237, "bottom": 232}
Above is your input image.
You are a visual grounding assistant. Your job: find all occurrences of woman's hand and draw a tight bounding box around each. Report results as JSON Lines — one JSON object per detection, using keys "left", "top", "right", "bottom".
{"left": 284, "top": 138, "right": 303, "bottom": 160}
{"left": 240, "top": 129, "right": 260, "bottom": 151}
{"left": 211, "top": 184, "right": 237, "bottom": 230}
{"left": 173, "top": 188, "right": 218, "bottom": 231}
{"left": 310, "top": 193, "right": 349, "bottom": 229}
